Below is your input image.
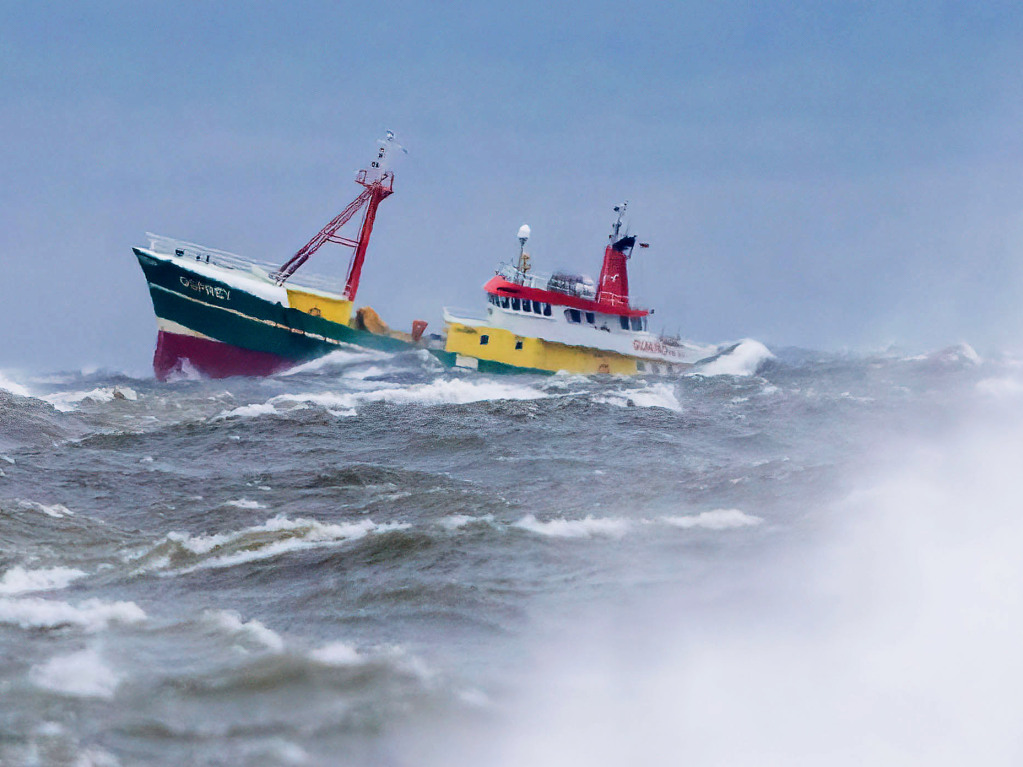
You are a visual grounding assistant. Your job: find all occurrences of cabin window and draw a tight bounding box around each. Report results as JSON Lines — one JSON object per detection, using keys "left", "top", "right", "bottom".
{"left": 480, "top": 335, "right": 489, "bottom": 345}
{"left": 631, "top": 316, "right": 643, "bottom": 331}
{"left": 533, "top": 300, "right": 542, "bottom": 314}
{"left": 511, "top": 298, "right": 520, "bottom": 311}
{"left": 501, "top": 296, "right": 509, "bottom": 309}
{"left": 565, "top": 308, "right": 582, "bottom": 323}
{"left": 637, "top": 361, "right": 646, "bottom": 372}
{"left": 585, "top": 312, "right": 595, "bottom": 324}
{"left": 620, "top": 316, "right": 630, "bottom": 330}
{"left": 543, "top": 303, "right": 551, "bottom": 316}
{"left": 515, "top": 340, "right": 523, "bottom": 350}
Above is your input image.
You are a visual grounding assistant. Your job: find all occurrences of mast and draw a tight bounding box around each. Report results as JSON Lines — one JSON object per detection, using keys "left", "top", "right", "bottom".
{"left": 273, "top": 132, "right": 404, "bottom": 301}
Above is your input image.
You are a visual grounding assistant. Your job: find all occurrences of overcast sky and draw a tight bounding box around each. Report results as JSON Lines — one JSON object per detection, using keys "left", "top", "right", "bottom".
{"left": 3, "top": 1, "right": 1023, "bottom": 372}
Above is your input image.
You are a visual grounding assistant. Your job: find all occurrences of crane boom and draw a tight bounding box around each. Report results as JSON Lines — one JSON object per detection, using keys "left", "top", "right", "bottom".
{"left": 272, "top": 134, "right": 400, "bottom": 301}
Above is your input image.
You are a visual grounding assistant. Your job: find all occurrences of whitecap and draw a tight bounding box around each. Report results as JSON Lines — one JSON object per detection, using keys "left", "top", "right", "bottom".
{"left": 42, "top": 387, "right": 138, "bottom": 412}
{"left": 201, "top": 608, "right": 284, "bottom": 652}
{"left": 0, "top": 371, "right": 32, "bottom": 398}
{"left": 277, "top": 347, "right": 392, "bottom": 376}
{"left": 594, "top": 382, "right": 682, "bottom": 412}
{"left": 139, "top": 515, "right": 409, "bottom": 573}
{"left": 689, "top": 339, "right": 774, "bottom": 377}
{"left": 223, "top": 498, "right": 267, "bottom": 510}
{"left": 0, "top": 566, "right": 86, "bottom": 595}
{"left": 514, "top": 514, "right": 632, "bottom": 539}
{"left": 438, "top": 513, "right": 493, "bottom": 530}
{"left": 660, "top": 509, "right": 763, "bottom": 530}
{"left": 217, "top": 401, "right": 279, "bottom": 419}
{"left": 17, "top": 499, "right": 73, "bottom": 518}
{"left": 29, "top": 648, "right": 120, "bottom": 699}
{"left": 0, "top": 596, "right": 146, "bottom": 631}
{"left": 308, "top": 641, "right": 364, "bottom": 666}
{"left": 220, "top": 377, "right": 551, "bottom": 419}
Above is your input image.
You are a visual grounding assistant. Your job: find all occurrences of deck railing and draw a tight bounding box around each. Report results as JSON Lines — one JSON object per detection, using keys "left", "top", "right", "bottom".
{"left": 145, "top": 233, "right": 345, "bottom": 294}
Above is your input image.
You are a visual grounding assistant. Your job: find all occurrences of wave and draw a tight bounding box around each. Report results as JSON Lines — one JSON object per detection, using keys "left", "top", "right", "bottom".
{"left": 690, "top": 339, "right": 774, "bottom": 377}
{"left": 16, "top": 499, "right": 74, "bottom": 518}
{"left": 218, "top": 377, "right": 552, "bottom": 419}
{"left": 0, "top": 371, "right": 32, "bottom": 398}
{"left": 513, "top": 511, "right": 763, "bottom": 539}
{"left": 222, "top": 498, "right": 267, "bottom": 510}
{"left": 132, "top": 514, "right": 409, "bottom": 573}
{"left": 0, "top": 596, "right": 146, "bottom": 632}
{"left": 593, "top": 382, "right": 683, "bottom": 412}
{"left": 661, "top": 509, "right": 763, "bottom": 529}
{"left": 276, "top": 347, "right": 394, "bottom": 376}
{"left": 201, "top": 608, "right": 285, "bottom": 652}
{"left": 438, "top": 513, "right": 494, "bottom": 531}
{"left": 307, "top": 640, "right": 365, "bottom": 666}
{"left": 41, "top": 386, "right": 139, "bottom": 412}
{"left": 903, "top": 342, "right": 982, "bottom": 366}
{"left": 29, "top": 648, "right": 121, "bottom": 699}
{"left": 514, "top": 514, "right": 632, "bottom": 539}
{"left": 0, "top": 565, "right": 86, "bottom": 595}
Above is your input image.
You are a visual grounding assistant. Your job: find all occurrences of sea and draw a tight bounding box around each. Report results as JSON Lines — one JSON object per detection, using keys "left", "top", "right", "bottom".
{"left": 1, "top": 340, "right": 1022, "bottom": 766}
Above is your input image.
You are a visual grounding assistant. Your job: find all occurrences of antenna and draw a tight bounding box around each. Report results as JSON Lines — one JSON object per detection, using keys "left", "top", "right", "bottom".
{"left": 611, "top": 200, "right": 628, "bottom": 239}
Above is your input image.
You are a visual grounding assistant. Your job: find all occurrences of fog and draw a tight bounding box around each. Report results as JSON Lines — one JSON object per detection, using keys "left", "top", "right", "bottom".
{"left": 401, "top": 370, "right": 1023, "bottom": 765}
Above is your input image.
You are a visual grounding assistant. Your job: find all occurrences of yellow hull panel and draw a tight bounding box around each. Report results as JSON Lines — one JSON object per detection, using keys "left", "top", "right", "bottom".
{"left": 444, "top": 322, "right": 641, "bottom": 375}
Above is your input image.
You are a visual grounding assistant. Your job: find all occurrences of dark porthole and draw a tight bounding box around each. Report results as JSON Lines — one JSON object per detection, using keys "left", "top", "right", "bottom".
{"left": 480, "top": 335, "right": 489, "bottom": 345}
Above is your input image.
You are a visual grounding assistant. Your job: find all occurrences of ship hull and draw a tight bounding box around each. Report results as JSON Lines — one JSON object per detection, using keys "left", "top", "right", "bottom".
{"left": 153, "top": 329, "right": 294, "bottom": 379}
{"left": 443, "top": 316, "right": 713, "bottom": 376}
{"left": 135, "top": 248, "right": 425, "bottom": 380}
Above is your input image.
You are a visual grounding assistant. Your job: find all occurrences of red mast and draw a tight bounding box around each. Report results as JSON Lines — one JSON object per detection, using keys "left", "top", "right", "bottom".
{"left": 273, "top": 133, "right": 402, "bottom": 301}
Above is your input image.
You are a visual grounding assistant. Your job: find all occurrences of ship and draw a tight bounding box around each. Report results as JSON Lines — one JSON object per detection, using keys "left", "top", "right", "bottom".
{"left": 136, "top": 135, "right": 718, "bottom": 380}
{"left": 442, "top": 203, "right": 717, "bottom": 375}
{"left": 134, "top": 133, "right": 440, "bottom": 380}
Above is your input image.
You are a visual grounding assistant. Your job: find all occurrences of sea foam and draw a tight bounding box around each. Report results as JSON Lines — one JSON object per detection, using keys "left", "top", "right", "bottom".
{"left": 594, "top": 382, "right": 682, "bottom": 412}
{"left": 42, "top": 387, "right": 138, "bottom": 412}
{"left": 0, "top": 371, "right": 32, "bottom": 398}
{"left": 514, "top": 514, "right": 632, "bottom": 539}
{"left": 30, "top": 648, "right": 120, "bottom": 699}
{"left": 202, "top": 608, "right": 284, "bottom": 652}
{"left": 138, "top": 514, "right": 409, "bottom": 573}
{"left": 0, "top": 596, "right": 146, "bottom": 631}
{"left": 660, "top": 509, "right": 763, "bottom": 529}
{"left": 220, "top": 377, "right": 551, "bottom": 419}
{"left": 690, "top": 339, "right": 774, "bottom": 377}
{"left": 0, "top": 566, "right": 86, "bottom": 595}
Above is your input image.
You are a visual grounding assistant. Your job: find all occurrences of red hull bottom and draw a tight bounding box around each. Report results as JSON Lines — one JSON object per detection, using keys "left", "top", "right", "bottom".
{"left": 153, "top": 331, "right": 295, "bottom": 381}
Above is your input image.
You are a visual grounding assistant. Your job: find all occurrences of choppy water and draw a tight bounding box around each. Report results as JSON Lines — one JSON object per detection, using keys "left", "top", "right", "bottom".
{"left": 2, "top": 341, "right": 1022, "bottom": 766}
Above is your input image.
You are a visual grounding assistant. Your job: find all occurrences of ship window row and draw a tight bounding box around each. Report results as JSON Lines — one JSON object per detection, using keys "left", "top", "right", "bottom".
{"left": 488, "top": 294, "right": 552, "bottom": 317}
{"left": 564, "top": 309, "right": 647, "bottom": 332}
